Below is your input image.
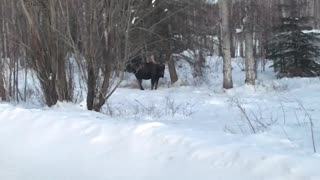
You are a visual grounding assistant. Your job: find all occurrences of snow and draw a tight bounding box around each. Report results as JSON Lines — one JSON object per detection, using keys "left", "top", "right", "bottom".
{"left": 1, "top": 56, "right": 320, "bottom": 180}
{"left": 303, "top": 29, "right": 320, "bottom": 34}
{"left": 206, "top": 0, "right": 218, "bottom": 4}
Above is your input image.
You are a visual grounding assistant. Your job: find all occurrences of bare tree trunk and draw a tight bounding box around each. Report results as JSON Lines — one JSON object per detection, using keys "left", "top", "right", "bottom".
{"left": 218, "top": 25, "right": 223, "bottom": 57}
{"left": 230, "top": 32, "right": 236, "bottom": 58}
{"left": 86, "top": 62, "right": 96, "bottom": 111}
{"left": 0, "top": 60, "right": 6, "bottom": 101}
{"left": 93, "top": 64, "right": 111, "bottom": 112}
{"left": 261, "top": 31, "right": 267, "bottom": 72}
{"left": 167, "top": 24, "right": 178, "bottom": 84}
{"left": 24, "top": 63, "right": 27, "bottom": 101}
{"left": 244, "top": 0, "right": 256, "bottom": 85}
{"left": 245, "top": 31, "right": 256, "bottom": 85}
{"left": 220, "top": 0, "right": 233, "bottom": 89}
{"left": 0, "top": 0, "right": 7, "bottom": 101}
{"left": 315, "top": 0, "right": 320, "bottom": 28}
{"left": 168, "top": 56, "right": 178, "bottom": 84}
{"left": 56, "top": 55, "right": 72, "bottom": 102}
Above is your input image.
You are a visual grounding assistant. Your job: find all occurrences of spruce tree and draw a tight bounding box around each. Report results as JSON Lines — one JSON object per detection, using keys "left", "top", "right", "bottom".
{"left": 267, "top": 1, "right": 320, "bottom": 78}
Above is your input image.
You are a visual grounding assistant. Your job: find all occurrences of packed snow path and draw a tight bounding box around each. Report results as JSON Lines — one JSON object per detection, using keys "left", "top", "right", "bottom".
{"left": 1, "top": 76, "right": 320, "bottom": 180}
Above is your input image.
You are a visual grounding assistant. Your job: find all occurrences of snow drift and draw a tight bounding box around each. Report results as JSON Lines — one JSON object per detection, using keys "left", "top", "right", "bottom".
{"left": 0, "top": 101, "right": 320, "bottom": 180}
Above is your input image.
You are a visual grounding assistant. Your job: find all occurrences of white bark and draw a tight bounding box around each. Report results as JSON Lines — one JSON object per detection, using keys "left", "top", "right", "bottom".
{"left": 244, "top": 0, "right": 256, "bottom": 85}
{"left": 245, "top": 31, "right": 255, "bottom": 85}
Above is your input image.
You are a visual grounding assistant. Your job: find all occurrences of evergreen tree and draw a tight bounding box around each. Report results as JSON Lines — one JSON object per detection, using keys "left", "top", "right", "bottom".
{"left": 267, "top": 1, "right": 320, "bottom": 78}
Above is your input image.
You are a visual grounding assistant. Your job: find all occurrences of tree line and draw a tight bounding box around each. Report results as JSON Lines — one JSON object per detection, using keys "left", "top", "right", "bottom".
{"left": 0, "top": 0, "right": 319, "bottom": 111}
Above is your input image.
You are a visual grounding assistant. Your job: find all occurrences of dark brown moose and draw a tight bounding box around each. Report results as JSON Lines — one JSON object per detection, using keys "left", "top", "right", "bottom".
{"left": 126, "top": 56, "right": 165, "bottom": 90}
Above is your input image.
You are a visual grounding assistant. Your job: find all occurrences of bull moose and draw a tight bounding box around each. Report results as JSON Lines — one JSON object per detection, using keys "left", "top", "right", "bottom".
{"left": 126, "top": 56, "right": 165, "bottom": 90}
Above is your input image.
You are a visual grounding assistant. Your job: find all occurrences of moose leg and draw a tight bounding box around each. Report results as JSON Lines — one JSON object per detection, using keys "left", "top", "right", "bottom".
{"left": 137, "top": 78, "right": 144, "bottom": 90}
{"left": 154, "top": 78, "right": 159, "bottom": 90}
{"left": 151, "top": 78, "right": 156, "bottom": 90}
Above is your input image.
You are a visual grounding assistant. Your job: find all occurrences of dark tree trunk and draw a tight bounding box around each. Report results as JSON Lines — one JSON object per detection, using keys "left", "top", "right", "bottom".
{"left": 230, "top": 32, "right": 236, "bottom": 58}
{"left": 56, "top": 56, "right": 72, "bottom": 102}
{"left": 86, "top": 63, "right": 96, "bottom": 111}
{"left": 0, "top": 66, "right": 6, "bottom": 101}
{"left": 39, "top": 73, "right": 58, "bottom": 107}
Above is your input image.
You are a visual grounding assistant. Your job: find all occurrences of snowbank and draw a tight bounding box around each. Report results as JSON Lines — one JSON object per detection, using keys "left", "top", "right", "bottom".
{"left": 0, "top": 99, "right": 320, "bottom": 180}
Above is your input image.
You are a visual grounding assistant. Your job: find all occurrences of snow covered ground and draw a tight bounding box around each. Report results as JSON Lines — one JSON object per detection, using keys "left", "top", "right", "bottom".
{"left": 1, "top": 56, "right": 320, "bottom": 180}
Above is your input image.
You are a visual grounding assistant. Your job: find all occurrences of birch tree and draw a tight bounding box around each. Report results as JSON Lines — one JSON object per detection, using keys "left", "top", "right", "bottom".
{"left": 220, "top": 0, "right": 233, "bottom": 89}
{"left": 0, "top": 0, "right": 7, "bottom": 101}
{"left": 244, "top": 0, "right": 256, "bottom": 85}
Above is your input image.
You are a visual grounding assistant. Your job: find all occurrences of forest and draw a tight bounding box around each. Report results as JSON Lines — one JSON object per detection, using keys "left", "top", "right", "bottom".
{"left": 0, "top": 0, "right": 319, "bottom": 111}
{"left": 1, "top": 0, "right": 320, "bottom": 179}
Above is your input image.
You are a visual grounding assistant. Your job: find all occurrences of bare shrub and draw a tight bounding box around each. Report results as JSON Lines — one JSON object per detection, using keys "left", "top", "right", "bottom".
{"left": 101, "top": 96, "right": 195, "bottom": 120}
{"left": 230, "top": 98, "right": 277, "bottom": 134}
{"left": 271, "top": 81, "right": 289, "bottom": 91}
{"left": 133, "top": 99, "right": 162, "bottom": 118}
{"left": 164, "top": 96, "right": 195, "bottom": 117}
{"left": 296, "top": 99, "right": 317, "bottom": 153}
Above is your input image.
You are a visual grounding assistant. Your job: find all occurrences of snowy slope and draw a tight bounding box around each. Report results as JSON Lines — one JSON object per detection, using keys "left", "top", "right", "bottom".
{"left": 1, "top": 57, "right": 320, "bottom": 180}
{"left": 1, "top": 102, "right": 320, "bottom": 180}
